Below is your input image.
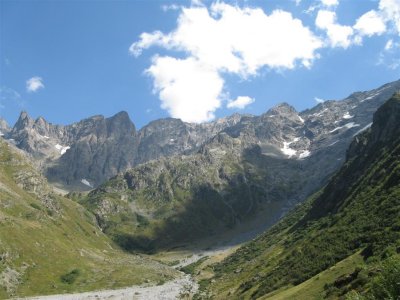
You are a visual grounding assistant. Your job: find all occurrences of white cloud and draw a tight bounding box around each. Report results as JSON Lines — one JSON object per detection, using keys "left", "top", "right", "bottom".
{"left": 321, "top": 0, "right": 339, "bottom": 7}
{"left": 0, "top": 86, "right": 20, "bottom": 101}
{"left": 385, "top": 39, "right": 394, "bottom": 50}
{"left": 293, "top": 0, "right": 301, "bottom": 6}
{"left": 379, "top": 0, "right": 400, "bottom": 34}
{"left": 161, "top": 4, "right": 180, "bottom": 12}
{"left": 191, "top": 0, "right": 204, "bottom": 6}
{"left": 354, "top": 10, "right": 386, "bottom": 37}
{"left": 131, "top": 3, "right": 321, "bottom": 123}
{"left": 146, "top": 56, "right": 223, "bottom": 123}
{"left": 315, "top": 97, "right": 325, "bottom": 103}
{"left": 227, "top": 96, "right": 255, "bottom": 109}
{"left": 379, "top": 37, "right": 400, "bottom": 69}
{"left": 26, "top": 77, "right": 44, "bottom": 93}
{"left": 0, "top": 86, "right": 24, "bottom": 110}
{"left": 316, "top": 10, "right": 354, "bottom": 48}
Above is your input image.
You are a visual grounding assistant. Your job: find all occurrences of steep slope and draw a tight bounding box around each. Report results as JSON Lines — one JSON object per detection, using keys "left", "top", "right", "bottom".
{"left": 203, "top": 93, "right": 400, "bottom": 299}
{"left": 5, "top": 80, "right": 400, "bottom": 191}
{"left": 0, "top": 139, "right": 178, "bottom": 299}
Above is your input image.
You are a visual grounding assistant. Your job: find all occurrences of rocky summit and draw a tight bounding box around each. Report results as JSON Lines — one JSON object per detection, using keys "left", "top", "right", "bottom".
{"left": 4, "top": 80, "right": 400, "bottom": 193}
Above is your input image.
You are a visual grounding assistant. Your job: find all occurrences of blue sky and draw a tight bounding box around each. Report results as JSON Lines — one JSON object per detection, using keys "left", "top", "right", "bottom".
{"left": 0, "top": 0, "right": 399, "bottom": 128}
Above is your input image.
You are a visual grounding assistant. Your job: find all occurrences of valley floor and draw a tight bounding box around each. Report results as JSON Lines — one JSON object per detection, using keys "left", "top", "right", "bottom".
{"left": 12, "top": 214, "right": 273, "bottom": 300}
{"left": 16, "top": 274, "right": 197, "bottom": 300}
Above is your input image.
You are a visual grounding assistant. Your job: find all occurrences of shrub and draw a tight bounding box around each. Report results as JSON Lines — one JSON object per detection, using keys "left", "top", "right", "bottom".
{"left": 60, "top": 269, "right": 80, "bottom": 284}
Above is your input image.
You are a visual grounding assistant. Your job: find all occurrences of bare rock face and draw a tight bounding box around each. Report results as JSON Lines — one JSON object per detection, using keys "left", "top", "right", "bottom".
{"left": 4, "top": 80, "right": 400, "bottom": 193}
{"left": 0, "top": 118, "right": 10, "bottom": 137}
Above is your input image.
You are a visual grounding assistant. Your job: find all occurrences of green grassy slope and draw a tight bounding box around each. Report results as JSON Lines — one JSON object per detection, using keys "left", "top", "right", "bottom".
{"left": 204, "top": 93, "right": 400, "bottom": 299}
{"left": 0, "top": 140, "right": 178, "bottom": 299}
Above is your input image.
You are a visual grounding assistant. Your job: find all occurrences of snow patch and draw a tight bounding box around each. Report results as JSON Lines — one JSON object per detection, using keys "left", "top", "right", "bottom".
{"left": 328, "top": 140, "right": 339, "bottom": 147}
{"left": 329, "top": 122, "right": 360, "bottom": 133}
{"left": 0, "top": 131, "right": 3, "bottom": 137}
{"left": 361, "top": 92, "right": 379, "bottom": 102}
{"left": 55, "top": 144, "right": 70, "bottom": 155}
{"left": 298, "top": 150, "right": 311, "bottom": 159}
{"left": 81, "top": 179, "right": 93, "bottom": 188}
{"left": 280, "top": 138, "right": 300, "bottom": 158}
{"left": 312, "top": 108, "right": 328, "bottom": 117}
{"left": 298, "top": 116, "right": 305, "bottom": 123}
{"left": 353, "top": 122, "right": 372, "bottom": 137}
{"left": 342, "top": 112, "right": 353, "bottom": 119}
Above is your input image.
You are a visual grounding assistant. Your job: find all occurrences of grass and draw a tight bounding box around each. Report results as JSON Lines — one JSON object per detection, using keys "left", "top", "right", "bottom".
{"left": 262, "top": 252, "right": 364, "bottom": 300}
{"left": 0, "top": 140, "right": 179, "bottom": 299}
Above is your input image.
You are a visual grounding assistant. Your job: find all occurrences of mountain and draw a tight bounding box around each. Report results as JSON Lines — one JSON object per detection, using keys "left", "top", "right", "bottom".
{"left": 73, "top": 82, "right": 400, "bottom": 251}
{"left": 5, "top": 80, "right": 400, "bottom": 191}
{"left": 200, "top": 93, "right": 400, "bottom": 299}
{"left": 0, "top": 139, "right": 178, "bottom": 299}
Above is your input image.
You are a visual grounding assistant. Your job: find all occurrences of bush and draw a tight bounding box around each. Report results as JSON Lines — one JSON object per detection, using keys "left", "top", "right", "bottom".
{"left": 60, "top": 269, "right": 80, "bottom": 284}
{"left": 369, "top": 256, "right": 400, "bottom": 299}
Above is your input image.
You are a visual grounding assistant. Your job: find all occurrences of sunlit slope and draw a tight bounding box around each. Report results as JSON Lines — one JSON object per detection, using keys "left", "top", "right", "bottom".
{"left": 0, "top": 140, "right": 178, "bottom": 299}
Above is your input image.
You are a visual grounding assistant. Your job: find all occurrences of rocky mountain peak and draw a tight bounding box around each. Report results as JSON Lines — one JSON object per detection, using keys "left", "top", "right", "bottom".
{"left": 266, "top": 102, "right": 298, "bottom": 115}
{"left": 13, "top": 111, "right": 34, "bottom": 131}
{"left": 106, "top": 111, "right": 136, "bottom": 137}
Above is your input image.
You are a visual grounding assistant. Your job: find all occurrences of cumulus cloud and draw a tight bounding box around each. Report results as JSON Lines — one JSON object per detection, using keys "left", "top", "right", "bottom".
{"left": 354, "top": 10, "right": 386, "bottom": 37}
{"left": 385, "top": 39, "right": 394, "bottom": 50}
{"left": 161, "top": 4, "right": 180, "bottom": 12}
{"left": 379, "top": 38, "right": 400, "bottom": 69}
{"left": 320, "top": 0, "right": 339, "bottom": 7}
{"left": 131, "top": 3, "right": 321, "bottom": 122}
{"left": 316, "top": 0, "right": 400, "bottom": 47}
{"left": 227, "top": 96, "right": 255, "bottom": 109}
{"left": 146, "top": 56, "right": 223, "bottom": 122}
{"left": 379, "top": 0, "right": 400, "bottom": 34}
{"left": 351, "top": 0, "right": 400, "bottom": 44}
{"left": 26, "top": 77, "right": 44, "bottom": 93}
{"left": 315, "top": 97, "right": 325, "bottom": 103}
{"left": 316, "top": 10, "right": 354, "bottom": 48}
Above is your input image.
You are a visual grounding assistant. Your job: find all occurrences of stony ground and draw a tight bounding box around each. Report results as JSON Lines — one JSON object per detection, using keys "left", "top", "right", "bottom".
{"left": 17, "top": 274, "right": 197, "bottom": 300}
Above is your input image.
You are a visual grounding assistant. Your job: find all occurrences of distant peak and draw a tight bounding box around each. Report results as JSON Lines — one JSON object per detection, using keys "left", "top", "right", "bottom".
{"left": 107, "top": 111, "right": 136, "bottom": 133}
{"left": 19, "top": 111, "right": 31, "bottom": 120}
{"left": 35, "top": 116, "right": 49, "bottom": 125}
{"left": 13, "top": 111, "right": 34, "bottom": 130}
{"left": 267, "top": 102, "right": 297, "bottom": 115}
{"left": 110, "top": 111, "right": 130, "bottom": 121}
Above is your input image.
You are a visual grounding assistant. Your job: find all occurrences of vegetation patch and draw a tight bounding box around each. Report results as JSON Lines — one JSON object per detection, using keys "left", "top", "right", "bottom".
{"left": 60, "top": 269, "right": 80, "bottom": 284}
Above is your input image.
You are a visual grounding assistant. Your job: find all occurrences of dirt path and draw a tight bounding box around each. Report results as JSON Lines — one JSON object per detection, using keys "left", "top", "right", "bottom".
{"left": 17, "top": 274, "right": 198, "bottom": 300}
